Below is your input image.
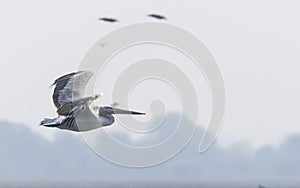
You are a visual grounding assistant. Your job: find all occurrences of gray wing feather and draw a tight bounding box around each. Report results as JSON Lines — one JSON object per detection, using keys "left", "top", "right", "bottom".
{"left": 52, "top": 71, "right": 93, "bottom": 109}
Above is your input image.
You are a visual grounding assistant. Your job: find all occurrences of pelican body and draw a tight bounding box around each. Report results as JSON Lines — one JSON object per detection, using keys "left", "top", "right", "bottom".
{"left": 40, "top": 71, "right": 145, "bottom": 131}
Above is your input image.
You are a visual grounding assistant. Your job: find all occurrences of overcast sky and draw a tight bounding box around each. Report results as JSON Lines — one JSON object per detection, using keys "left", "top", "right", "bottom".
{"left": 1, "top": 0, "right": 300, "bottom": 149}
{"left": 1, "top": 0, "right": 300, "bottom": 185}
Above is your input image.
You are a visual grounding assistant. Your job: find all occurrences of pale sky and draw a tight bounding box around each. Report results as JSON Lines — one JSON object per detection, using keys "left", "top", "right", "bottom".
{"left": 1, "top": 0, "right": 300, "bottom": 150}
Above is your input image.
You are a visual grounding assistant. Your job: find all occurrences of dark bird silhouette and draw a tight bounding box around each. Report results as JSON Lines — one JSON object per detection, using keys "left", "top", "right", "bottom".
{"left": 258, "top": 184, "right": 266, "bottom": 188}
{"left": 99, "top": 17, "right": 118, "bottom": 23}
{"left": 147, "top": 14, "right": 166, "bottom": 20}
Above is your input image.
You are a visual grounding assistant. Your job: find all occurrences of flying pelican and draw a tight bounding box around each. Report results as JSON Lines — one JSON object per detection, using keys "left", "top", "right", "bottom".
{"left": 40, "top": 71, "right": 145, "bottom": 132}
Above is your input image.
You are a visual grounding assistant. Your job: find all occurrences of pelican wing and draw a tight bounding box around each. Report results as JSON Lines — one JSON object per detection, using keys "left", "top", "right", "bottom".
{"left": 52, "top": 71, "right": 93, "bottom": 109}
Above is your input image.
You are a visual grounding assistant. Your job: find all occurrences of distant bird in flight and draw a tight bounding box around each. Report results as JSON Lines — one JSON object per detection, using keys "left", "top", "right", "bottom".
{"left": 99, "top": 17, "right": 118, "bottom": 23}
{"left": 258, "top": 184, "right": 266, "bottom": 188}
{"left": 40, "top": 71, "right": 145, "bottom": 131}
{"left": 147, "top": 14, "right": 166, "bottom": 20}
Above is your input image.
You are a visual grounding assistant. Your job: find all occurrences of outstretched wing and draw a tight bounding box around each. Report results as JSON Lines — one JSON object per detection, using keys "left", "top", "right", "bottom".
{"left": 52, "top": 71, "right": 93, "bottom": 109}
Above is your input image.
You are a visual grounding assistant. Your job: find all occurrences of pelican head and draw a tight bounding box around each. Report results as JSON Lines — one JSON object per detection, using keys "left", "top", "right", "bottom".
{"left": 99, "top": 106, "right": 145, "bottom": 115}
{"left": 98, "top": 106, "right": 145, "bottom": 126}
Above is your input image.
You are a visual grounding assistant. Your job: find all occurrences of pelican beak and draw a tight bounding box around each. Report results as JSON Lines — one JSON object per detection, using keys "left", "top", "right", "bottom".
{"left": 111, "top": 107, "right": 145, "bottom": 115}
